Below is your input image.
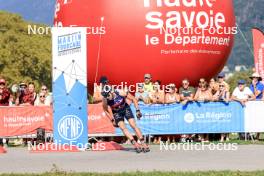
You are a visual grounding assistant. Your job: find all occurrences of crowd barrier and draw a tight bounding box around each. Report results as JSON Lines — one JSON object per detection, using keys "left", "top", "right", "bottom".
{"left": 0, "top": 101, "right": 264, "bottom": 137}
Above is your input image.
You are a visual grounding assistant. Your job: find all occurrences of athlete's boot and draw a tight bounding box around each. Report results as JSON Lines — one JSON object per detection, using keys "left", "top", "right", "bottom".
{"left": 139, "top": 139, "right": 150, "bottom": 153}
{"left": 131, "top": 139, "right": 142, "bottom": 153}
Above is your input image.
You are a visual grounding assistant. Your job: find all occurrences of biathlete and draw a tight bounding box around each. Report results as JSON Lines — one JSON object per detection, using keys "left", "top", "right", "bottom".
{"left": 100, "top": 77, "right": 150, "bottom": 153}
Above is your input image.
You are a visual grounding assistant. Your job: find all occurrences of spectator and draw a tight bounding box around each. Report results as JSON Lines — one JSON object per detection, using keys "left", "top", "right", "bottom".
{"left": 149, "top": 80, "right": 165, "bottom": 104}
{"left": 249, "top": 73, "right": 264, "bottom": 100}
{"left": 34, "top": 92, "right": 48, "bottom": 106}
{"left": 213, "top": 82, "right": 230, "bottom": 103}
{"left": 194, "top": 80, "right": 213, "bottom": 102}
{"left": 217, "top": 72, "right": 230, "bottom": 91}
{"left": 18, "top": 82, "right": 37, "bottom": 106}
{"left": 213, "top": 83, "right": 230, "bottom": 142}
{"left": 165, "top": 83, "right": 180, "bottom": 104}
{"left": 92, "top": 76, "right": 109, "bottom": 104}
{"left": 143, "top": 73, "right": 154, "bottom": 92}
{"left": 232, "top": 80, "right": 255, "bottom": 106}
{"left": 194, "top": 79, "right": 212, "bottom": 142}
{"left": 0, "top": 78, "right": 10, "bottom": 106}
{"left": 35, "top": 85, "right": 52, "bottom": 106}
{"left": 209, "top": 78, "right": 219, "bottom": 95}
{"left": 135, "top": 83, "right": 150, "bottom": 104}
{"left": 93, "top": 84, "right": 103, "bottom": 104}
{"left": 179, "top": 79, "right": 195, "bottom": 104}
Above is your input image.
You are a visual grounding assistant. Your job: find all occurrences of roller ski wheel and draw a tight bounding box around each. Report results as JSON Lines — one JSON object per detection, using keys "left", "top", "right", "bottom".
{"left": 133, "top": 143, "right": 142, "bottom": 153}
{"left": 141, "top": 143, "right": 150, "bottom": 153}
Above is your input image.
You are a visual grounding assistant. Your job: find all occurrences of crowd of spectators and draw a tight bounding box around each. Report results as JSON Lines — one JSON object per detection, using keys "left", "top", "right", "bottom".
{"left": 92, "top": 72, "right": 264, "bottom": 143}
{"left": 0, "top": 79, "right": 52, "bottom": 107}
{"left": 1, "top": 71, "right": 263, "bottom": 144}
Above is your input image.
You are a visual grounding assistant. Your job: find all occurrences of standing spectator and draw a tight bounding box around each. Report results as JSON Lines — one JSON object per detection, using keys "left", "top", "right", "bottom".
{"left": 209, "top": 78, "right": 219, "bottom": 95}
{"left": 165, "top": 83, "right": 180, "bottom": 104}
{"left": 213, "top": 83, "right": 230, "bottom": 142}
{"left": 249, "top": 73, "right": 264, "bottom": 100}
{"left": 34, "top": 92, "right": 48, "bottom": 106}
{"left": 0, "top": 78, "right": 10, "bottom": 106}
{"left": 35, "top": 85, "right": 52, "bottom": 106}
{"left": 194, "top": 79, "right": 212, "bottom": 142}
{"left": 135, "top": 83, "right": 150, "bottom": 104}
{"left": 149, "top": 80, "right": 164, "bottom": 144}
{"left": 143, "top": 73, "right": 154, "bottom": 92}
{"left": 149, "top": 80, "right": 165, "bottom": 104}
{"left": 232, "top": 80, "right": 255, "bottom": 106}
{"left": 213, "top": 83, "right": 230, "bottom": 103}
{"left": 0, "top": 78, "right": 10, "bottom": 146}
{"left": 179, "top": 79, "right": 195, "bottom": 104}
{"left": 217, "top": 72, "right": 230, "bottom": 91}
{"left": 18, "top": 82, "right": 37, "bottom": 106}
{"left": 194, "top": 80, "right": 213, "bottom": 102}
{"left": 92, "top": 76, "right": 108, "bottom": 104}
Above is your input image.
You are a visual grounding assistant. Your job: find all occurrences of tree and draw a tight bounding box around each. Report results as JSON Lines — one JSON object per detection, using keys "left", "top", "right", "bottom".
{"left": 227, "top": 69, "right": 253, "bottom": 93}
{"left": 0, "top": 11, "right": 51, "bottom": 91}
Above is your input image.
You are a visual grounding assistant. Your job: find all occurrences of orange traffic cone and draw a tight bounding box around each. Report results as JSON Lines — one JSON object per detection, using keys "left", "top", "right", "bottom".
{"left": 0, "top": 146, "right": 7, "bottom": 153}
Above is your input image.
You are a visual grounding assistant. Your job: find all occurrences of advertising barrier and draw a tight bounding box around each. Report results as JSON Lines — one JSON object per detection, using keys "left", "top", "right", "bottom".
{"left": 0, "top": 101, "right": 264, "bottom": 137}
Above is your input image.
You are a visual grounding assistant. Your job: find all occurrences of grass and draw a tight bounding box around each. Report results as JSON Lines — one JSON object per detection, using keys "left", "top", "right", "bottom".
{"left": 1, "top": 171, "right": 264, "bottom": 176}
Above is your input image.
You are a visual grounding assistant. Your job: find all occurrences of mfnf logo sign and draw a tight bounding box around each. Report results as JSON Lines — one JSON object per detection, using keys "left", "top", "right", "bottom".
{"left": 58, "top": 115, "right": 84, "bottom": 141}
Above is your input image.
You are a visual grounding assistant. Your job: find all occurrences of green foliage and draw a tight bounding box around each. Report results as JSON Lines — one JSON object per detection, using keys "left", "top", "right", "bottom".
{"left": 0, "top": 11, "right": 51, "bottom": 92}
{"left": 228, "top": 0, "right": 264, "bottom": 69}
{"left": 227, "top": 70, "right": 253, "bottom": 93}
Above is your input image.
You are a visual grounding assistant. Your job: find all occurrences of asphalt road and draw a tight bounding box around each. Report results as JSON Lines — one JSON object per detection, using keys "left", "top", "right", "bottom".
{"left": 0, "top": 144, "right": 264, "bottom": 173}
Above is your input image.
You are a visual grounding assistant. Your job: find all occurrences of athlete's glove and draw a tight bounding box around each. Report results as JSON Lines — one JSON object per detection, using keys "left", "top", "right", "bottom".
{"left": 136, "top": 109, "right": 142, "bottom": 120}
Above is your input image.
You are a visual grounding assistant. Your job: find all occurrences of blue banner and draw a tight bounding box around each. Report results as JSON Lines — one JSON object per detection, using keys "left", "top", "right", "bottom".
{"left": 52, "top": 28, "right": 88, "bottom": 148}
{"left": 115, "top": 102, "right": 244, "bottom": 135}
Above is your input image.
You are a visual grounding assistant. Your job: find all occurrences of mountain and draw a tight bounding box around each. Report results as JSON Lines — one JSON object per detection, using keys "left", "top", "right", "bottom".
{"left": 0, "top": 0, "right": 263, "bottom": 69}
{"left": 228, "top": 0, "right": 264, "bottom": 69}
{"left": 0, "top": 0, "right": 55, "bottom": 25}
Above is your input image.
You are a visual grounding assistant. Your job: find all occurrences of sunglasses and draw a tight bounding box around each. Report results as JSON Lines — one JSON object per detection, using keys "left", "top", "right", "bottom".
{"left": 42, "top": 88, "right": 47, "bottom": 91}
{"left": 144, "top": 77, "right": 150, "bottom": 79}
{"left": 0, "top": 83, "right": 5, "bottom": 85}
{"left": 40, "top": 95, "right": 45, "bottom": 98}
{"left": 219, "top": 85, "right": 225, "bottom": 88}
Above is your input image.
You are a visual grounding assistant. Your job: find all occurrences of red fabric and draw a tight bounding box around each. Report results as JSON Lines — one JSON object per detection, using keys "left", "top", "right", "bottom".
{"left": 252, "top": 28, "right": 264, "bottom": 79}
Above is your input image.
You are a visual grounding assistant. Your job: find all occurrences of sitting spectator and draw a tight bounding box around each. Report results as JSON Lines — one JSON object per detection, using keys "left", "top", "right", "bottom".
{"left": 165, "top": 83, "right": 180, "bottom": 104}
{"left": 143, "top": 73, "right": 154, "bottom": 92}
{"left": 18, "top": 82, "right": 37, "bottom": 106}
{"left": 149, "top": 80, "right": 165, "bottom": 104}
{"left": 213, "top": 83, "right": 230, "bottom": 103}
{"left": 179, "top": 79, "right": 195, "bottom": 104}
{"left": 35, "top": 85, "right": 52, "bottom": 106}
{"left": 209, "top": 78, "right": 219, "bottom": 95}
{"left": 217, "top": 72, "right": 230, "bottom": 91}
{"left": 0, "top": 78, "right": 10, "bottom": 106}
{"left": 194, "top": 80, "right": 213, "bottom": 102}
{"left": 249, "top": 73, "right": 264, "bottom": 100}
{"left": 135, "top": 83, "right": 150, "bottom": 104}
{"left": 232, "top": 80, "right": 255, "bottom": 106}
